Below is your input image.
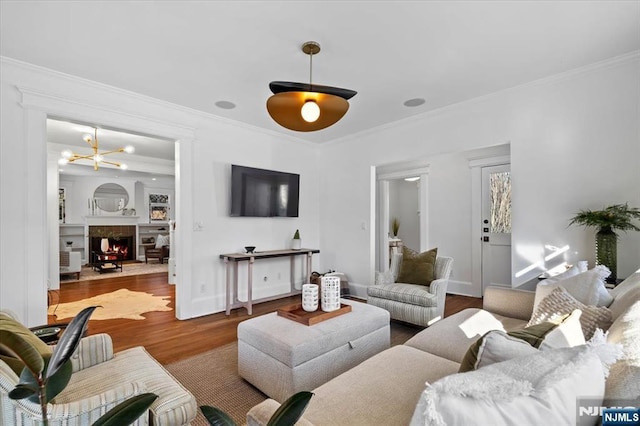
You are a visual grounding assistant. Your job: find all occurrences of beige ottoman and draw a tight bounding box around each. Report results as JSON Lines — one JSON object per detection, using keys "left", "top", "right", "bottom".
{"left": 238, "top": 300, "right": 390, "bottom": 402}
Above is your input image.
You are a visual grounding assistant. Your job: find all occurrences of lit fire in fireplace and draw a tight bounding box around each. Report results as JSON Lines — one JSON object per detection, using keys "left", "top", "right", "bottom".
{"left": 108, "top": 242, "right": 129, "bottom": 258}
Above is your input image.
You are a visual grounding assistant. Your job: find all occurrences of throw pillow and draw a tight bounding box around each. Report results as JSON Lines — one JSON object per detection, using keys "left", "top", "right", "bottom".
{"left": 155, "top": 234, "right": 170, "bottom": 249}
{"left": 411, "top": 343, "right": 620, "bottom": 426}
{"left": 0, "top": 312, "right": 53, "bottom": 375}
{"left": 528, "top": 287, "right": 612, "bottom": 339}
{"left": 396, "top": 247, "right": 437, "bottom": 286}
{"left": 458, "top": 330, "right": 538, "bottom": 373}
{"left": 458, "top": 310, "right": 585, "bottom": 373}
{"left": 532, "top": 268, "right": 612, "bottom": 312}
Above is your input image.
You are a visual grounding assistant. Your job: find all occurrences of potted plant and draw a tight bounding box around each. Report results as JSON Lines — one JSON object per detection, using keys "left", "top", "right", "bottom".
{"left": 391, "top": 217, "right": 400, "bottom": 238}
{"left": 292, "top": 229, "right": 302, "bottom": 250}
{"left": 569, "top": 203, "right": 640, "bottom": 282}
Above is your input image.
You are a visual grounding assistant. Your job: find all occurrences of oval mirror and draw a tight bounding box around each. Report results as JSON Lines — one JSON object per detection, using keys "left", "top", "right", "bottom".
{"left": 93, "top": 183, "right": 129, "bottom": 212}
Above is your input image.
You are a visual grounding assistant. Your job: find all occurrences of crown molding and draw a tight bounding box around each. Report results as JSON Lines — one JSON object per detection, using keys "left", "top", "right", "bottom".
{"left": 2, "top": 56, "right": 312, "bottom": 146}
{"left": 326, "top": 50, "right": 640, "bottom": 147}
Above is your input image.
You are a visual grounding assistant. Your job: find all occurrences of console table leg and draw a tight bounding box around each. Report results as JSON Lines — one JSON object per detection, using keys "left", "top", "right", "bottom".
{"left": 224, "top": 257, "right": 231, "bottom": 315}
{"left": 290, "top": 256, "right": 295, "bottom": 290}
{"left": 247, "top": 257, "right": 254, "bottom": 315}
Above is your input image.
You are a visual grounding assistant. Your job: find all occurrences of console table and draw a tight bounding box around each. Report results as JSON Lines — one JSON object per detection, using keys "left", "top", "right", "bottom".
{"left": 220, "top": 248, "right": 320, "bottom": 315}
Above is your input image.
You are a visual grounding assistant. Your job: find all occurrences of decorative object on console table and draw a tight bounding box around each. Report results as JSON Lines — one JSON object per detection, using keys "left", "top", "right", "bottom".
{"left": 321, "top": 276, "right": 341, "bottom": 312}
{"left": 291, "top": 229, "right": 301, "bottom": 250}
{"left": 569, "top": 203, "right": 640, "bottom": 283}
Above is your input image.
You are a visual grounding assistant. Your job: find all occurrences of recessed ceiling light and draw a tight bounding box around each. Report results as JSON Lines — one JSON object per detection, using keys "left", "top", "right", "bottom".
{"left": 152, "top": 178, "right": 157, "bottom": 181}
{"left": 403, "top": 98, "right": 425, "bottom": 107}
{"left": 215, "top": 100, "right": 236, "bottom": 110}
{"left": 404, "top": 177, "right": 420, "bottom": 182}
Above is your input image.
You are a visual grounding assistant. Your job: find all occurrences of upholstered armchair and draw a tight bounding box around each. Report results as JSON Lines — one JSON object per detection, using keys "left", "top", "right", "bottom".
{"left": 145, "top": 245, "right": 169, "bottom": 264}
{"left": 0, "top": 312, "right": 197, "bottom": 426}
{"left": 59, "top": 251, "right": 81, "bottom": 280}
{"left": 367, "top": 253, "right": 453, "bottom": 327}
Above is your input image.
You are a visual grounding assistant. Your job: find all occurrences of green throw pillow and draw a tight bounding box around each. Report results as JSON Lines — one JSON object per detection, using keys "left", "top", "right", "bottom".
{"left": 0, "top": 312, "right": 53, "bottom": 375}
{"left": 458, "top": 313, "right": 573, "bottom": 373}
{"left": 396, "top": 247, "right": 438, "bottom": 286}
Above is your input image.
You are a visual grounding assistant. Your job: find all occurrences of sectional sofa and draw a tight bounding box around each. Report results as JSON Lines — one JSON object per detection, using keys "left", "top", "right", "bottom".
{"left": 247, "top": 270, "right": 639, "bottom": 425}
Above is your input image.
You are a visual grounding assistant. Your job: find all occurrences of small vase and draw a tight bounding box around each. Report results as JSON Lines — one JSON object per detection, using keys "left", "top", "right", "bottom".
{"left": 100, "top": 238, "right": 110, "bottom": 253}
{"left": 291, "top": 238, "right": 302, "bottom": 250}
{"left": 596, "top": 227, "right": 617, "bottom": 283}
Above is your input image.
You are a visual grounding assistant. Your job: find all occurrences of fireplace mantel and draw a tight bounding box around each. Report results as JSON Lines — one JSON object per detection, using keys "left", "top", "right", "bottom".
{"left": 84, "top": 216, "right": 140, "bottom": 226}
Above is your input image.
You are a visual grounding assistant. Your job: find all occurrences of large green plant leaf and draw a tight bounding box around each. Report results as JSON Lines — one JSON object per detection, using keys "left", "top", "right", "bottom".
{"left": 8, "top": 383, "right": 37, "bottom": 400}
{"left": 18, "top": 357, "right": 72, "bottom": 404}
{"left": 0, "top": 329, "right": 44, "bottom": 378}
{"left": 200, "top": 405, "right": 237, "bottom": 426}
{"left": 92, "top": 393, "right": 158, "bottom": 426}
{"left": 46, "top": 306, "right": 97, "bottom": 380}
{"left": 267, "top": 391, "right": 313, "bottom": 426}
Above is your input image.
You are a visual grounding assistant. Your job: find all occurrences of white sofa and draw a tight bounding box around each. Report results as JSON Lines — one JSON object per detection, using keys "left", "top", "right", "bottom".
{"left": 247, "top": 271, "right": 640, "bottom": 425}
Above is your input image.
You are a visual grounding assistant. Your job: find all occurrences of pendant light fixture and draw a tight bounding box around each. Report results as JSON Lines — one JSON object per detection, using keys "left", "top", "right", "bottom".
{"left": 267, "top": 41, "right": 357, "bottom": 132}
{"left": 58, "top": 128, "right": 134, "bottom": 171}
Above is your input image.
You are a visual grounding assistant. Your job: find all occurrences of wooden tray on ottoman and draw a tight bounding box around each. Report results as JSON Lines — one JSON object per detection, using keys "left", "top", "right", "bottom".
{"left": 277, "top": 303, "right": 352, "bottom": 326}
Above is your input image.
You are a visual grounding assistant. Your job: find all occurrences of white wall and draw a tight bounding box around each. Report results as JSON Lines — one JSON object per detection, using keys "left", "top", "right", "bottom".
{"left": 0, "top": 57, "right": 320, "bottom": 325}
{"left": 318, "top": 54, "right": 640, "bottom": 296}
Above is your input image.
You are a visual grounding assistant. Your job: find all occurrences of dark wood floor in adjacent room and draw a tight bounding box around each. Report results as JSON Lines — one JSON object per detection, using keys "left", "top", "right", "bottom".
{"left": 49, "top": 273, "right": 483, "bottom": 365}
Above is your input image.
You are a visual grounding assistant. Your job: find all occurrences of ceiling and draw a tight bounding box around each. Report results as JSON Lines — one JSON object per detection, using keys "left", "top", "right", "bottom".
{"left": 48, "top": 118, "right": 176, "bottom": 180}
{"left": 2, "top": 1, "right": 639, "bottom": 144}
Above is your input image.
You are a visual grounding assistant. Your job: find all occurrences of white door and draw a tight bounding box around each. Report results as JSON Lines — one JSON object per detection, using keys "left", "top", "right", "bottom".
{"left": 481, "top": 164, "right": 512, "bottom": 291}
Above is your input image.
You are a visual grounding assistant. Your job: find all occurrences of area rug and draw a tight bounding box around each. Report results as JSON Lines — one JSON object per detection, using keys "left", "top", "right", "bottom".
{"left": 60, "top": 262, "right": 168, "bottom": 283}
{"left": 48, "top": 289, "right": 172, "bottom": 320}
{"left": 165, "top": 321, "right": 421, "bottom": 425}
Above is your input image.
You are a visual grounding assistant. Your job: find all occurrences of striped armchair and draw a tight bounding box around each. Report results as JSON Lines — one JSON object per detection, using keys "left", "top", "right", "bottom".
{"left": 367, "top": 254, "right": 453, "bottom": 327}
{"left": 0, "top": 321, "right": 197, "bottom": 425}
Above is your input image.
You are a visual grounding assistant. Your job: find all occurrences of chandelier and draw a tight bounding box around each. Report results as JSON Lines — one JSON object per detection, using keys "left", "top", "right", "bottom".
{"left": 58, "top": 128, "right": 134, "bottom": 171}
{"left": 266, "top": 41, "right": 357, "bottom": 132}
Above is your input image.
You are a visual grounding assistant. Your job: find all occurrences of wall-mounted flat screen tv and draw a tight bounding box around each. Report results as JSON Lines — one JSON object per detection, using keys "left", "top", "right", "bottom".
{"left": 230, "top": 165, "right": 300, "bottom": 217}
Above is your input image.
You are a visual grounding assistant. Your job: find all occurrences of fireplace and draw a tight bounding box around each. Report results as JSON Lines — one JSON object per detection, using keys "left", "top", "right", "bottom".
{"left": 89, "top": 225, "right": 136, "bottom": 261}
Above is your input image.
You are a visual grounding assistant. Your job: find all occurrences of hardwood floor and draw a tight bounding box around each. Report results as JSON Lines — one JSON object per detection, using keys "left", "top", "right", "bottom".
{"left": 49, "top": 273, "right": 483, "bottom": 365}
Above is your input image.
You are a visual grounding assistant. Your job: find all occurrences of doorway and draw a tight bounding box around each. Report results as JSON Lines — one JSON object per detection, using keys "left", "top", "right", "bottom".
{"left": 480, "top": 164, "right": 512, "bottom": 291}
{"left": 375, "top": 160, "right": 430, "bottom": 273}
{"left": 49, "top": 118, "right": 177, "bottom": 288}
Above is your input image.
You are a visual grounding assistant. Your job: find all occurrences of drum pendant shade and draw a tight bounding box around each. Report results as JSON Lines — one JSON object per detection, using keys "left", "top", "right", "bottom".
{"left": 266, "top": 41, "right": 356, "bottom": 132}
{"left": 267, "top": 91, "right": 349, "bottom": 132}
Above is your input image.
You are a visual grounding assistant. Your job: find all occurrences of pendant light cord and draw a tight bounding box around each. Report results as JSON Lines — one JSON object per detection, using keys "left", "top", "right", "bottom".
{"left": 309, "top": 50, "right": 313, "bottom": 91}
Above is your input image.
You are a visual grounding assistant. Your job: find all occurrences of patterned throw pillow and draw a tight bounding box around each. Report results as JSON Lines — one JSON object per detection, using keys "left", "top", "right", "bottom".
{"left": 528, "top": 286, "right": 612, "bottom": 339}
{"left": 396, "top": 247, "right": 437, "bottom": 286}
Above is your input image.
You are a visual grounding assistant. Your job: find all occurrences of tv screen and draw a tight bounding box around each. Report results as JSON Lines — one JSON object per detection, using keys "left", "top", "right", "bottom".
{"left": 230, "top": 165, "right": 300, "bottom": 217}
